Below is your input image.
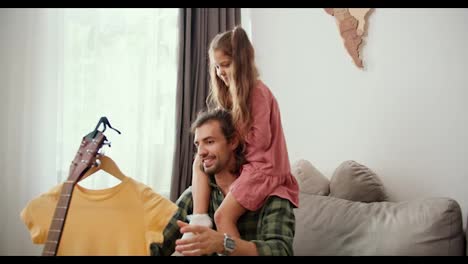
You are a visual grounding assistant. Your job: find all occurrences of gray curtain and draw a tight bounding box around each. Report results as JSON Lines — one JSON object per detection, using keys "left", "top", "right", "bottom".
{"left": 170, "top": 8, "right": 241, "bottom": 202}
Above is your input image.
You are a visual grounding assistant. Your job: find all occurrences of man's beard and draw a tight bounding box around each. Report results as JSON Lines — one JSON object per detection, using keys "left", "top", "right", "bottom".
{"left": 202, "top": 159, "right": 236, "bottom": 177}
{"left": 201, "top": 161, "right": 216, "bottom": 176}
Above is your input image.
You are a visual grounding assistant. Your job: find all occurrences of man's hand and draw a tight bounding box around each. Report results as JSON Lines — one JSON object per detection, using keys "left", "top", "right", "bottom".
{"left": 175, "top": 220, "right": 224, "bottom": 256}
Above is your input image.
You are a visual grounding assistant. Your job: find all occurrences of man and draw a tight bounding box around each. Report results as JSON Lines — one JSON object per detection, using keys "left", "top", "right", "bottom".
{"left": 152, "top": 109, "right": 296, "bottom": 256}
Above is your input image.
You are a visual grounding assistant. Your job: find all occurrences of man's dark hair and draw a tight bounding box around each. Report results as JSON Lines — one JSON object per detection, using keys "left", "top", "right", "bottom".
{"left": 191, "top": 108, "right": 246, "bottom": 175}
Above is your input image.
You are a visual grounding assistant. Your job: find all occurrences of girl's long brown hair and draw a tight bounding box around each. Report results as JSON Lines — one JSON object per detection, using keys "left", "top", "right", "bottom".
{"left": 207, "top": 26, "right": 259, "bottom": 139}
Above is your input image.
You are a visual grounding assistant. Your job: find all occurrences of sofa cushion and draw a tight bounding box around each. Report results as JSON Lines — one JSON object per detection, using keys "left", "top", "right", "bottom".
{"left": 466, "top": 215, "right": 468, "bottom": 256}
{"left": 292, "top": 159, "right": 329, "bottom": 196}
{"left": 293, "top": 193, "right": 465, "bottom": 256}
{"left": 330, "top": 160, "right": 388, "bottom": 202}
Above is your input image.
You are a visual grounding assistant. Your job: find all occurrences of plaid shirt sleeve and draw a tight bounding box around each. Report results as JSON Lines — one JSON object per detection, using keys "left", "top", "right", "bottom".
{"left": 250, "top": 197, "right": 296, "bottom": 256}
{"left": 152, "top": 186, "right": 295, "bottom": 256}
{"left": 151, "top": 188, "right": 193, "bottom": 256}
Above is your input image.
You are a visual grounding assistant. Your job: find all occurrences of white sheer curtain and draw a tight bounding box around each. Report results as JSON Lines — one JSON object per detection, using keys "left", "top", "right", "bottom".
{"left": 0, "top": 8, "right": 179, "bottom": 256}
{"left": 58, "top": 8, "right": 178, "bottom": 195}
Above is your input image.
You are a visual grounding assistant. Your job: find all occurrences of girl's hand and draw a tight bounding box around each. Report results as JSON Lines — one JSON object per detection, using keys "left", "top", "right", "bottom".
{"left": 193, "top": 153, "right": 203, "bottom": 172}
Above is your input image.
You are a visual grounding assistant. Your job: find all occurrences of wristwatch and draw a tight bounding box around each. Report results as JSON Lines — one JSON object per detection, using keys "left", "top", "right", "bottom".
{"left": 222, "top": 233, "right": 236, "bottom": 256}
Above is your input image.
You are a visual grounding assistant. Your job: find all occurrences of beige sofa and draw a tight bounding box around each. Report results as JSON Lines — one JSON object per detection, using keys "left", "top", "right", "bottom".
{"left": 291, "top": 159, "right": 467, "bottom": 256}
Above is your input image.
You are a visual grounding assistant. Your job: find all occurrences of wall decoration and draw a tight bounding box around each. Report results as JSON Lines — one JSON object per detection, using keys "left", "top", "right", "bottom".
{"left": 325, "top": 8, "right": 373, "bottom": 69}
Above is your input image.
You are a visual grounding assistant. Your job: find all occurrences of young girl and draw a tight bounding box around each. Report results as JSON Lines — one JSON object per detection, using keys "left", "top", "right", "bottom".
{"left": 185, "top": 26, "right": 299, "bottom": 239}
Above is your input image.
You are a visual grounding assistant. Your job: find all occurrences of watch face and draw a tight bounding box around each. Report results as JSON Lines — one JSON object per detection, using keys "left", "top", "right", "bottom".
{"left": 224, "top": 234, "right": 236, "bottom": 252}
{"left": 226, "top": 238, "right": 235, "bottom": 250}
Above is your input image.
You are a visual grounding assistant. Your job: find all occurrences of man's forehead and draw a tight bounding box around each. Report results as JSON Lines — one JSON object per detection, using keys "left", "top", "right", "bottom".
{"left": 194, "top": 120, "right": 223, "bottom": 140}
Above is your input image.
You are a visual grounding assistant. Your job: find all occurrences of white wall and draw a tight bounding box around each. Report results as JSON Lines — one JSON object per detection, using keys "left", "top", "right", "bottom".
{"left": 244, "top": 8, "right": 468, "bottom": 226}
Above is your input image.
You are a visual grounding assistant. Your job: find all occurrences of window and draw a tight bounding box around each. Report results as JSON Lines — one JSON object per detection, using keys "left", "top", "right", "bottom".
{"left": 56, "top": 8, "right": 179, "bottom": 198}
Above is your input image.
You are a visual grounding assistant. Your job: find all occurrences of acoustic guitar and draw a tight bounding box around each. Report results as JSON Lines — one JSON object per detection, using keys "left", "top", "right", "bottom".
{"left": 41, "top": 131, "right": 108, "bottom": 256}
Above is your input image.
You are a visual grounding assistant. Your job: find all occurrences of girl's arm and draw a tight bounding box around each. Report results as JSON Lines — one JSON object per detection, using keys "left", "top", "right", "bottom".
{"left": 246, "top": 88, "right": 272, "bottom": 151}
{"left": 191, "top": 154, "right": 210, "bottom": 214}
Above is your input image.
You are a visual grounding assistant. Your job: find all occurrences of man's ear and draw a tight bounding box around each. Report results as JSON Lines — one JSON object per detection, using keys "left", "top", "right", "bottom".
{"left": 229, "top": 135, "right": 240, "bottom": 151}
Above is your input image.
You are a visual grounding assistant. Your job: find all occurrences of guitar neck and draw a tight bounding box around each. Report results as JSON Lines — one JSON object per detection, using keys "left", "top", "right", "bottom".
{"left": 42, "top": 133, "right": 105, "bottom": 256}
{"left": 41, "top": 180, "right": 77, "bottom": 256}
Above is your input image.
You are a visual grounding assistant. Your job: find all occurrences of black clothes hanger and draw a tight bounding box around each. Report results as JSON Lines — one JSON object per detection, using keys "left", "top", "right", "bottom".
{"left": 85, "top": 116, "right": 121, "bottom": 141}
{"left": 81, "top": 117, "right": 125, "bottom": 181}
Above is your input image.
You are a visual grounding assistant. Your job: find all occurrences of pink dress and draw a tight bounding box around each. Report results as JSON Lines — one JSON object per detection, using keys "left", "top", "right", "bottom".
{"left": 229, "top": 80, "right": 300, "bottom": 211}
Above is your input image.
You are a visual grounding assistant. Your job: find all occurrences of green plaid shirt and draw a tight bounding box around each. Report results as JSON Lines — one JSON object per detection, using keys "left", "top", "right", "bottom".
{"left": 153, "top": 176, "right": 296, "bottom": 256}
